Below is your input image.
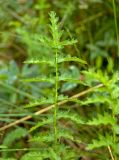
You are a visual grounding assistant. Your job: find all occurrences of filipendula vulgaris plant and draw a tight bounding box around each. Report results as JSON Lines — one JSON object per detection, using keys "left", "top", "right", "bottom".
{"left": 20, "top": 11, "right": 86, "bottom": 159}
{"left": 79, "top": 70, "right": 119, "bottom": 159}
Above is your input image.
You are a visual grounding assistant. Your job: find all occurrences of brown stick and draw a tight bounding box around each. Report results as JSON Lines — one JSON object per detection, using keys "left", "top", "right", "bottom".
{"left": 108, "top": 146, "right": 115, "bottom": 160}
{"left": 0, "top": 83, "right": 104, "bottom": 132}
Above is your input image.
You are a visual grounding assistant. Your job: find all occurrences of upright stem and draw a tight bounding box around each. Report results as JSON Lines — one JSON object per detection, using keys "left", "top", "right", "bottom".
{"left": 112, "top": 0, "right": 119, "bottom": 57}
{"left": 54, "top": 48, "right": 58, "bottom": 145}
{"left": 112, "top": 108, "right": 116, "bottom": 160}
{"left": 109, "top": 2, "right": 118, "bottom": 158}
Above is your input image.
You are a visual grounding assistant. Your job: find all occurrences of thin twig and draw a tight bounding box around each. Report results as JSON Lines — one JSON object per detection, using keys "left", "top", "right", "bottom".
{"left": 1, "top": 76, "right": 119, "bottom": 131}
{"left": 108, "top": 146, "right": 115, "bottom": 160}
{"left": 0, "top": 83, "right": 103, "bottom": 132}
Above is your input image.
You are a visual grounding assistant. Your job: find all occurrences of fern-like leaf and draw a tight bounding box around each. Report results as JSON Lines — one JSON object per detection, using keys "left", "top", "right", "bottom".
{"left": 49, "top": 11, "right": 77, "bottom": 49}
{"left": 87, "top": 112, "right": 116, "bottom": 126}
{"left": 2, "top": 127, "right": 28, "bottom": 158}
{"left": 22, "top": 76, "right": 54, "bottom": 83}
{"left": 30, "top": 129, "right": 74, "bottom": 143}
{"left": 30, "top": 111, "right": 84, "bottom": 132}
{"left": 24, "top": 95, "right": 68, "bottom": 109}
{"left": 21, "top": 151, "right": 49, "bottom": 160}
{"left": 57, "top": 111, "right": 84, "bottom": 124}
{"left": 2, "top": 127, "right": 27, "bottom": 148}
{"left": 24, "top": 59, "right": 54, "bottom": 66}
{"left": 29, "top": 117, "right": 53, "bottom": 132}
{"left": 60, "top": 39, "right": 78, "bottom": 47}
{"left": 72, "top": 95, "right": 111, "bottom": 105}
{"left": 24, "top": 98, "right": 54, "bottom": 108}
{"left": 59, "top": 77, "right": 84, "bottom": 84}
{"left": 58, "top": 56, "right": 86, "bottom": 64}
{"left": 87, "top": 134, "right": 113, "bottom": 150}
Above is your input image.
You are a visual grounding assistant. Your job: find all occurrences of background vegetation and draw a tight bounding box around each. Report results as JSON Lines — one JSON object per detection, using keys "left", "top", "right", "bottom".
{"left": 0, "top": 0, "right": 119, "bottom": 159}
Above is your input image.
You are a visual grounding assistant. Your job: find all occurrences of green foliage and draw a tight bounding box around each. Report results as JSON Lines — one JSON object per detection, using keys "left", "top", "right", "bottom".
{"left": 87, "top": 134, "right": 113, "bottom": 150}
{"left": 21, "top": 145, "right": 77, "bottom": 160}
{"left": 29, "top": 111, "right": 84, "bottom": 132}
{"left": 2, "top": 128, "right": 27, "bottom": 148}
{"left": 1, "top": 127, "right": 28, "bottom": 158}
{"left": 87, "top": 112, "right": 116, "bottom": 126}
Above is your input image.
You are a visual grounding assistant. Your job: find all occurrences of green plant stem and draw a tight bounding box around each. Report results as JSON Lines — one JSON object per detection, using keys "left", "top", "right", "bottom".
{"left": 54, "top": 49, "right": 59, "bottom": 145}
{"left": 112, "top": 110, "right": 116, "bottom": 143}
{"left": 112, "top": 109, "right": 116, "bottom": 160}
{"left": 112, "top": 0, "right": 119, "bottom": 57}
{"left": 111, "top": 4, "right": 119, "bottom": 157}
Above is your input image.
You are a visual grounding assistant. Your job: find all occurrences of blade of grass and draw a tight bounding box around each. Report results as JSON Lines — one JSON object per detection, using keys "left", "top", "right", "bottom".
{"left": 112, "top": 0, "right": 119, "bottom": 57}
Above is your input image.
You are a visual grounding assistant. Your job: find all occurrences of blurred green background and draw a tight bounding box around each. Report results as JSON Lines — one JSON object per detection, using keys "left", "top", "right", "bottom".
{"left": 0, "top": 0, "right": 119, "bottom": 159}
